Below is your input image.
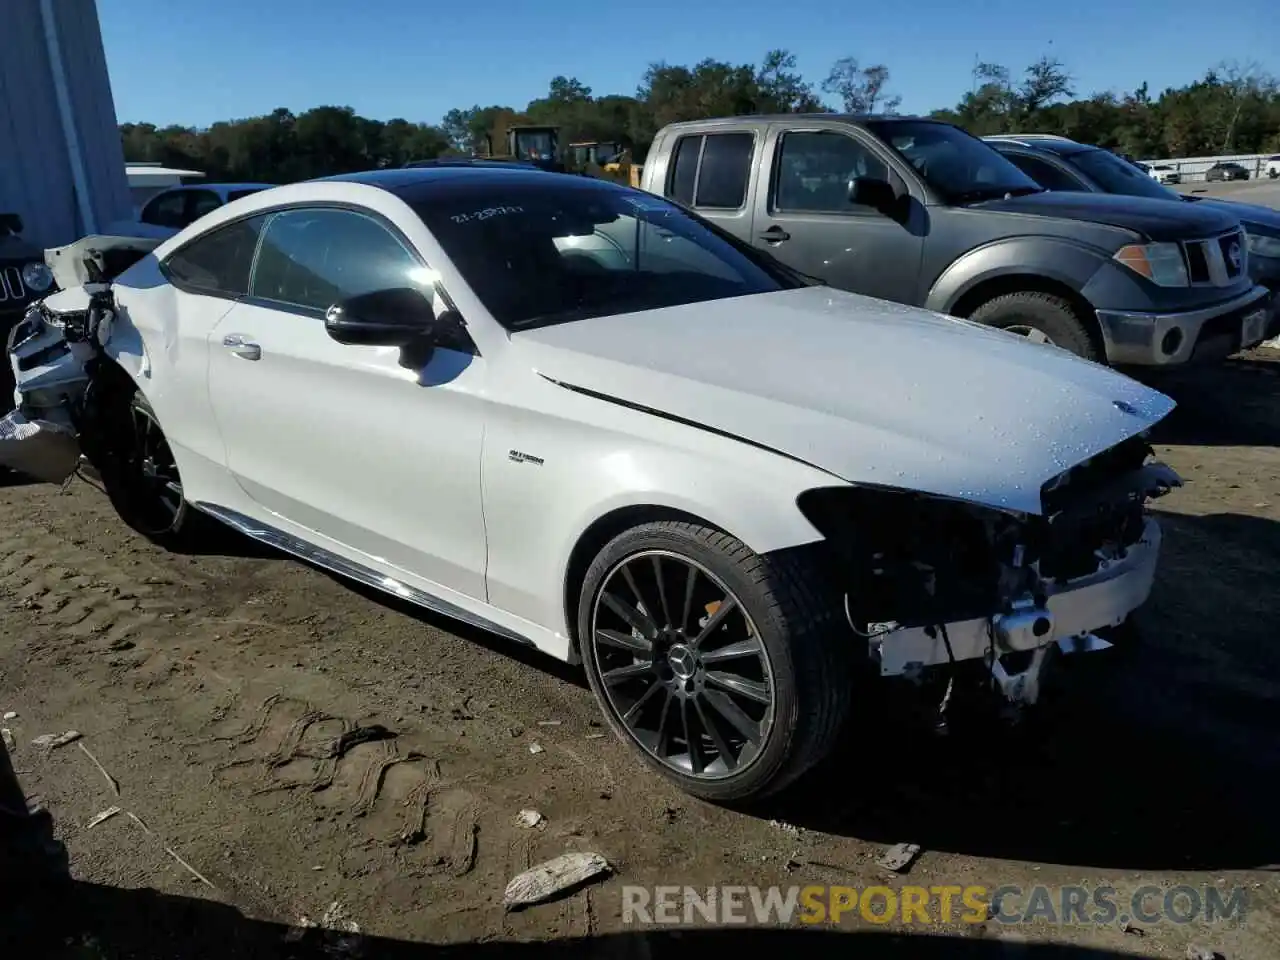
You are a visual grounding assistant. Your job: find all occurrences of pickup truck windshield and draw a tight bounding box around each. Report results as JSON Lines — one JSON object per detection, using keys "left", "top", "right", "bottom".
{"left": 412, "top": 179, "right": 795, "bottom": 330}
{"left": 865, "top": 119, "right": 1045, "bottom": 204}
{"left": 1068, "top": 147, "right": 1179, "bottom": 200}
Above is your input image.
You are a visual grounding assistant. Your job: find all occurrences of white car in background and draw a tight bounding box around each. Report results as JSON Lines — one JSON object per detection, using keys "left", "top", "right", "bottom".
{"left": 103, "top": 182, "right": 273, "bottom": 240}
{"left": 1146, "top": 163, "right": 1180, "bottom": 185}
{"left": 3, "top": 168, "right": 1181, "bottom": 802}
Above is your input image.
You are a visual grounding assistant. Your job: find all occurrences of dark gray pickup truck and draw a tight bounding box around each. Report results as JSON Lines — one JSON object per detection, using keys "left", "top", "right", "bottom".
{"left": 639, "top": 115, "right": 1273, "bottom": 366}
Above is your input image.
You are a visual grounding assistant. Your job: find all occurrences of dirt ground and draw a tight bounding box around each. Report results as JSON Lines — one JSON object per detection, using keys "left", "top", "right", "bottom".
{"left": 2, "top": 351, "right": 1279, "bottom": 959}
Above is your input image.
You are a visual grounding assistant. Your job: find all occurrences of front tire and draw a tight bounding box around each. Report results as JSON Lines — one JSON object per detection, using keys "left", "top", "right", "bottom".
{"left": 577, "top": 520, "right": 851, "bottom": 803}
{"left": 969, "top": 291, "right": 1101, "bottom": 361}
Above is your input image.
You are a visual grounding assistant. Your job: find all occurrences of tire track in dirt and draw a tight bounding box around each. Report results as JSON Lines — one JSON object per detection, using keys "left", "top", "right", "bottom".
{"left": 188, "top": 692, "right": 485, "bottom": 869}
{"left": 0, "top": 528, "right": 202, "bottom": 658}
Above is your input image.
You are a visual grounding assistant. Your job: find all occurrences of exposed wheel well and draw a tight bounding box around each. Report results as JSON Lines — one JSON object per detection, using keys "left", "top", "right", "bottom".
{"left": 948, "top": 274, "right": 1103, "bottom": 350}
{"left": 562, "top": 504, "right": 724, "bottom": 658}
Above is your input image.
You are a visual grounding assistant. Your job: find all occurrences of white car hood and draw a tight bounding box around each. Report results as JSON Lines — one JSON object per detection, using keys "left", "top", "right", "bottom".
{"left": 514, "top": 286, "right": 1175, "bottom": 516}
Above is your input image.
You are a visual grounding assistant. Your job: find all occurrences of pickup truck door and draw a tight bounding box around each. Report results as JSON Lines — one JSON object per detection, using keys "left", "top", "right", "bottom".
{"left": 751, "top": 123, "right": 925, "bottom": 304}
{"left": 658, "top": 127, "right": 759, "bottom": 245}
{"left": 203, "top": 205, "right": 489, "bottom": 601}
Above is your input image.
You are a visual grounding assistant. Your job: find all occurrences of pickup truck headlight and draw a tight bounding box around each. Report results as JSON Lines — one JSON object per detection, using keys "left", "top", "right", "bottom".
{"left": 1113, "top": 242, "right": 1189, "bottom": 287}
{"left": 1245, "top": 231, "right": 1280, "bottom": 259}
{"left": 21, "top": 261, "right": 54, "bottom": 293}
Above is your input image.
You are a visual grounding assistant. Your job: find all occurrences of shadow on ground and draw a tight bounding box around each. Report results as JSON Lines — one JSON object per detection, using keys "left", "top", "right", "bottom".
{"left": 1140, "top": 353, "right": 1280, "bottom": 447}
{"left": 1, "top": 741, "right": 1141, "bottom": 959}
{"left": 768, "top": 508, "right": 1280, "bottom": 872}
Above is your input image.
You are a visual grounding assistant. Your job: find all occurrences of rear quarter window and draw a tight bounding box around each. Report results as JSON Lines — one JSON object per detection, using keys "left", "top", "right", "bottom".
{"left": 162, "top": 215, "right": 266, "bottom": 297}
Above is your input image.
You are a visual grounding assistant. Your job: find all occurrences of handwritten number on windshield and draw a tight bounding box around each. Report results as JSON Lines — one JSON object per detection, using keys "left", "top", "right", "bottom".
{"left": 451, "top": 206, "right": 523, "bottom": 224}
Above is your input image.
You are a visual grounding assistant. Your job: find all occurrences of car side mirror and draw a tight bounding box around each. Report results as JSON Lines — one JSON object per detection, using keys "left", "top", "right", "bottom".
{"left": 848, "top": 177, "right": 899, "bottom": 214}
{"left": 324, "top": 287, "right": 436, "bottom": 347}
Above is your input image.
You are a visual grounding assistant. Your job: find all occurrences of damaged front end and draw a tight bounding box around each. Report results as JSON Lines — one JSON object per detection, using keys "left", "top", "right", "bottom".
{"left": 0, "top": 235, "right": 157, "bottom": 483}
{"left": 799, "top": 433, "right": 1181, "bottom": 715}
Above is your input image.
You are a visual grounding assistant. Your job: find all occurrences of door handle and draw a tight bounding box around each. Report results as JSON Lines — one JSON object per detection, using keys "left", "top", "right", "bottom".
{"left": 759, "top": 226, "right": 790, "bottom": 242}
{"left": 222, "top": 333, "right": 261, "bottom": 360}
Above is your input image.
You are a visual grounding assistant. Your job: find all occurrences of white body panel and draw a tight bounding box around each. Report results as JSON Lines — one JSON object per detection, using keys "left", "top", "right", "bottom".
{"left": 26, "top": 178, "right": 1175, "bottom": 665}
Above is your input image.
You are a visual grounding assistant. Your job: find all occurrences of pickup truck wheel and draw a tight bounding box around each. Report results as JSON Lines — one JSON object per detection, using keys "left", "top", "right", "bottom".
{"left": 102, "top": 391, "right": 195, "bottom": 547}
{"left": 969, "top": 291, "right": 1099, "bottom": 361}
{"left": 578, "top": 521, "right": 851, "bottom": 803}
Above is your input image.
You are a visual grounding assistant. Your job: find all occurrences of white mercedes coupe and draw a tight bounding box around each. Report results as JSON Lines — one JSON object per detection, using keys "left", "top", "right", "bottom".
{"left": 4, "top": 166, "right": 1181, "bottom": 802}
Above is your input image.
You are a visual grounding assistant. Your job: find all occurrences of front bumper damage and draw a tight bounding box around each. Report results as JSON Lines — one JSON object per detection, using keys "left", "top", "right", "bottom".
{"left": 805, "top": 439, "right": 1182, "bottom": 713}
{"left": 872, "top": 516, "right": 1161, "bottom": 704}
{"left": 0, "top": 290, "right": 103, "bottom": 482}
{"left": 0, "top": 236, "right": 154, "bottom": 482}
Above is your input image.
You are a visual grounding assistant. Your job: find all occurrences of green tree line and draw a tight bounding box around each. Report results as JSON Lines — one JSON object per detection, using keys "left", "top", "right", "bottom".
{"left": 119, "top": 52, "right": 1280, "bottom": 184}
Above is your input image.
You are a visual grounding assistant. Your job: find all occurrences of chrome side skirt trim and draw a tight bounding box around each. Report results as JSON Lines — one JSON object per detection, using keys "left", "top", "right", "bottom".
{"left": 193, "top": 501, "right": 535, "bottom": 648}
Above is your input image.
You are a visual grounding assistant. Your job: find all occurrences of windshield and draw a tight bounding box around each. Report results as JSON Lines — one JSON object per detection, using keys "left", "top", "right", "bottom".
{"left": 513, "top": 130, "right": 557, "bottom": 160}
{"left": 1070, "top": 148, "right": 1179, "bottom": 200}
{"left": 412, "top": 179, "right": 796, "bottom": 330}
{"left": 864, "top": 119, "right": 1044, "bottom": 203}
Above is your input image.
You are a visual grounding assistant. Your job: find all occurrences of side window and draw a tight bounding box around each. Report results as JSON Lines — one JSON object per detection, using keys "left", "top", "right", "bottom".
{"left": 1003, "top": 153, "right": 1083, "bottom": 192}
{"left": 773, "top": 131, "right": 889, "bottom": 214}
{"left": 668, "top": 135, "right": 701, "bottom": 205}
{"left": 187, "top": 190, "right": 224, "bottom": 222}
{"left": 249, "top": 208, "right": 424, "bottom": 313}
{"left": 140, "top": 190, "right": 187, "bottom": 227}
{"left": 163, "top": 215, "right": 267, "bottom": 297}
{"left": 693, "top": 133, "right": 753, "bottom": 208}
{"left": 665, "top": 133, "right": 754, "bottom": 209}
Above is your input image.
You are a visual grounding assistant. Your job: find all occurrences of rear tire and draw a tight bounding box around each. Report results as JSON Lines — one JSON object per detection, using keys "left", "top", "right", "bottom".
{"left": 100, "top": 389, "right": 198, "bottom": 548}
{"left": 969, "top": 291, "right": 1101, "bottom": 361}
{"left": 577, "top": 520, "right": 852, "bottom": 803}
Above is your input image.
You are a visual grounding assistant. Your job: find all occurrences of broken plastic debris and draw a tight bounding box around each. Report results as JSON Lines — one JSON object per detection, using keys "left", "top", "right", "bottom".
{"left": 876, "top": 842, "right": 922, "bottom": 873}
{"left": 503, "top": 851, "right": 611, "bottom": 908}
{"left": 537, "top": 720, "right": 562, "bottom": 726}
{"left": 1, "top": 729, "right": 14, "bottom": 751}
{"left": 86, "top": 806, "right": 122, "bottom": 829}
{"left": 2, "top": 711, "right": 16, "bottom": 721}
{"left": 528, "top": 743, "right": 544, "bottom": 755}
{"left": 515, "top": 809, "right": 546, "bottom": 829}
{"left": 32, "top": 730, "right": 82, "bottom": 750}
{"left": 0, "top": 411, "right": 81, "bottom": 484}
{"left": 1185, "top": 947, "right": 1218, "bottom": 960}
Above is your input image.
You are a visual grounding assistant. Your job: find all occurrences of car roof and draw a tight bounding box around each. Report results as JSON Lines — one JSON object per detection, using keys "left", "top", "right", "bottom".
{"left": 314, "top": 166, "right": 632, "bottom": 203}
{"left": 162, "top": 182, "right": 273, "bottom": 192}
{"left": 983, "top": 135, "right": 1091, "bottom": 158}
{"left": 655, "top": 113, "right": 940, "bottom": 131}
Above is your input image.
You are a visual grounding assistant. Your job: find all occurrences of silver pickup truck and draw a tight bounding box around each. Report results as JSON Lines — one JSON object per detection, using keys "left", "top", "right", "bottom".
{"left": 639, "top": 115, "right": 1272, "bottom": 367}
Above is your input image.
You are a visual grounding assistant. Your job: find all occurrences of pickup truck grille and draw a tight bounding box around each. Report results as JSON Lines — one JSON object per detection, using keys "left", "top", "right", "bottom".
{"left": 1182, "top": 229, "right": 1247, "bottom": 287}
{"left": 0, "top": 265, "right": 28, "bottom": 304}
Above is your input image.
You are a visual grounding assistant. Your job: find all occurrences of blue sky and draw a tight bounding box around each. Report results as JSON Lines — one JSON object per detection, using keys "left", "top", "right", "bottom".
{"left": 102, "top": 0, "right": 1276, "bottom": 128}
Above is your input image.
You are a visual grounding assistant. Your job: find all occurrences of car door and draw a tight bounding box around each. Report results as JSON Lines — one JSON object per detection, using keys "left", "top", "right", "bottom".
{"left": 135, "top": 189, "right": 189, "bottom": 239}
{"left": 115, "top": 213, "right": 270, "bottom": 485}
{"left": 204, "top": 205, "right": 489, "bottom": 600}
{"left": 184, "top": 188, "right": 225, "bottom": 226}
{"left": 751, "top": 124, "right": 925, "bottom": 303}
{"left": 661, "top": 129, "right": 758, "bottom": 244}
